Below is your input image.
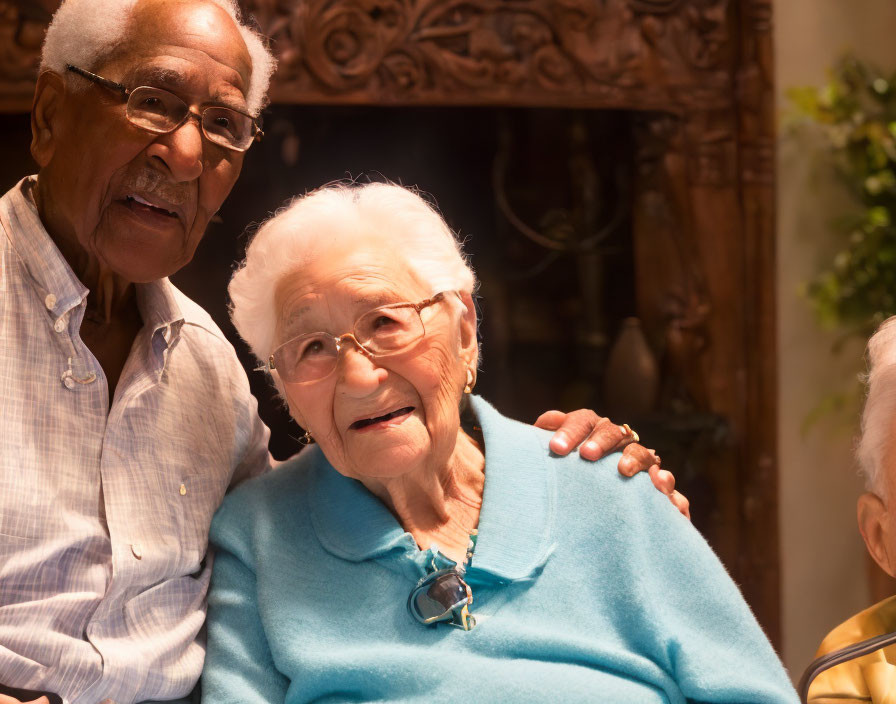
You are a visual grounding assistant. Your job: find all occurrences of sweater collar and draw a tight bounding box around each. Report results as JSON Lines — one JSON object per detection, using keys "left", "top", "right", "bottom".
{"left": 307, "top": 395, "right": 556, "bottom": 582}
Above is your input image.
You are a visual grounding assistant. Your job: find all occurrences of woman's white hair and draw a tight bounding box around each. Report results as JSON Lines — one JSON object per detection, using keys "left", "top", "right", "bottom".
{"left": 229, "top": 182, "right": 477, "bottom": 367}
{"left": 40, "top": 0, "right": 275, "bottom": 116}
{"left": 857, "top": 316, "right": 896, "bottom": 497}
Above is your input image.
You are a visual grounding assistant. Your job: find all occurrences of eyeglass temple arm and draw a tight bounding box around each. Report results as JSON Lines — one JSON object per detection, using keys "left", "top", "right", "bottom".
{"left": 65, "top": 65, "right": 128, "bottom": 96}
{"left": 412, "top": 292, "right": 445, "bottom": 312}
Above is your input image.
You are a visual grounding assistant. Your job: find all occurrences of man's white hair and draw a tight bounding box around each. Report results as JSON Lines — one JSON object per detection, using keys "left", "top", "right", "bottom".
{"left": 857, "top": 316, "right": 896, "bottom": 497}
{"left": 229, "top": 182, "right": 478, "bottom": 368}
{"left": 40, "top": 0, "right": 275, "bottom": 116}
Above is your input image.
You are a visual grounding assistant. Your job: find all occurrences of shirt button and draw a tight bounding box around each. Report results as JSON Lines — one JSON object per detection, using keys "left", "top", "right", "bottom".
{"left": 54, "top": 318, "right": 66, "bottom": 333}
{"left": 179, "top": 483, "right": 187, "bottom": 496}
{"left": 44, "top": 293, "right": 57, "bottom": 309}
{"left": 131, "top": 543, "right": 143, "bottom": 560}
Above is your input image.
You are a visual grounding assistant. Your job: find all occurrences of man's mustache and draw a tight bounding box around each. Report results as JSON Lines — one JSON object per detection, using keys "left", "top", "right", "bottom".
{"left": 120, "top": 169, "right": 192, "bottom": 207}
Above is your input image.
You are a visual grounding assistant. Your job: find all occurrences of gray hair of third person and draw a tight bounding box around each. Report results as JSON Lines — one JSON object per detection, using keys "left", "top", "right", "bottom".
{"left": 228, "top": 182, "right": 478, "bottom": 372}
{"left": 40, "top": 0, "right": 276, "bottom": 117}
{"left": 858, "top": 315, "right": 896, "bottom": 498}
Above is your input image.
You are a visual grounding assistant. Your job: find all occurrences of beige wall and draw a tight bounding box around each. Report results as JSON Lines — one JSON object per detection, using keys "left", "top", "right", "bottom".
{"left": 775, "top": 0, "right": 896, "bottom": 679}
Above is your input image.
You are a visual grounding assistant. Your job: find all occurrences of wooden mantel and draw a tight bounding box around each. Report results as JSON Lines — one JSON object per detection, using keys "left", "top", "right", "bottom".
{"left": 0, "top": 0, "right": 779, "bottom": 645}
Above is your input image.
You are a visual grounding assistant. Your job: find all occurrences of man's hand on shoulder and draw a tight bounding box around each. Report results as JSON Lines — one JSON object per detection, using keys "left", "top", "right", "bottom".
{"left": 534, "top": 408, "right": 690, "bottom": 520}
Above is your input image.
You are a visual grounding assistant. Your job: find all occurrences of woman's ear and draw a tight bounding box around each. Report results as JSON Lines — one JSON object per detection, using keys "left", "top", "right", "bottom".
{"left": 858, "top": 492, "right": 896, "bottom": 578}
{"left": 456, "top": 291, "right": 479, "bottom": 367}
{"left": 30, "top": 71, "right": 66, "bottom": 167}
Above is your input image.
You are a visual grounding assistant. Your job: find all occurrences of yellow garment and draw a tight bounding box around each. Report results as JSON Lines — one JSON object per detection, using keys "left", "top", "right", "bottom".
{"left": 809, "top": 595, "right": 896, "bottom": 703}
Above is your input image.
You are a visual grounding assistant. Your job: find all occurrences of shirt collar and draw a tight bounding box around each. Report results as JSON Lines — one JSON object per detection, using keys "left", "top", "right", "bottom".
{"left": 308, "top": 395, "right": 556, "bottom": 582}
{"left": 1, "top": 176, "right": 88, "bottom": 319}
{"left": 2, "top": 175, "right": 186, "bottom": 342}
{"left": 135, "top": 278, "right": 186, "bottom": 340}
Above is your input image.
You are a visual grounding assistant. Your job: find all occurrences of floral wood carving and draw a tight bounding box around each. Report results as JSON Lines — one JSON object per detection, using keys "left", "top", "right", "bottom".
{"left": 0, "top": 0, "right": 735, "bottom": 112}
{"left": 244, "top": 0, "right": 733, "bottom": 109}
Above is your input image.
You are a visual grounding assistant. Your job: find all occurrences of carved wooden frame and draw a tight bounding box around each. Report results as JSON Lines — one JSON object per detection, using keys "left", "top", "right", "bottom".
{"left": 257, "top": 0, "right": 780, "bottom": 647}
{"left": 0, "top": 0, "right": 778, "bottom": 644}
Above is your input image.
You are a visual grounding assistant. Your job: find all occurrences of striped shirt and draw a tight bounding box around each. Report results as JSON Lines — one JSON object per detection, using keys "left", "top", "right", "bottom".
{"left": 0, "top": 177, "right": 271, "bottom": 703}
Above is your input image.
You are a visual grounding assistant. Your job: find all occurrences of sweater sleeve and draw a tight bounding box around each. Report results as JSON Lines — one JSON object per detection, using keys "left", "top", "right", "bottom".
{"left": 610, "top": 477, "right": 798, "bottom": 704}
{"left": 201, "top": 520, "right": 289, "bottom": 704}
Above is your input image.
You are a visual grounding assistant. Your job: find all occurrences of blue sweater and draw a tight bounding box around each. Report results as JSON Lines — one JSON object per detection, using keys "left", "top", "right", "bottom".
{"left": 202, "top": 396, "right": 797, "bottom": 703}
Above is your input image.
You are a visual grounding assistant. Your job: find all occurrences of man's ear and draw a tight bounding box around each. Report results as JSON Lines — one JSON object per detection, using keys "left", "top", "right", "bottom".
{"left": 30, "top": 71, "right": 66, "bottom": 167}
{"left": 858, "top": 492, "right": 896, "bottom": 578}
{"left": 456, "top": 291, "right": 479, "bottom": 367}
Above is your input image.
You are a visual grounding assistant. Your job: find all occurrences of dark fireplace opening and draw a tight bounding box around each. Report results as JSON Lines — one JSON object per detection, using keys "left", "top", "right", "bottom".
{"left": 172, "top": 104, "right": 641, "bottom": 461}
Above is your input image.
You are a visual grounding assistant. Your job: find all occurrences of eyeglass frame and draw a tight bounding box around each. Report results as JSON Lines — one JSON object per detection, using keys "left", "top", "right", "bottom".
{"left": 407, "top": 567, "right": 476, "bottom": 631}
{"left": 268, "top": 291, "right": 453, "bottom": 385}
{"left": 64, "top": 64, "right": 264, "bottom": 152}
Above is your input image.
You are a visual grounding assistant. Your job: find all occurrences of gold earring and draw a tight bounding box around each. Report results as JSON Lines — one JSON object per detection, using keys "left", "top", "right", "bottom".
{"left": 464, "top": 367, "right": 475, "bottom": 394}
{"left": 299, "top": 429, "right": 314, "bottom": 445}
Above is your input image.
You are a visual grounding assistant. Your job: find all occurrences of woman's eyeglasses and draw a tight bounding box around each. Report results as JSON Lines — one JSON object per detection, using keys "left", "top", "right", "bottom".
{"left": 269, "top": 291, "right": 453, "bottom": 384}
{"left": 65, "top": 64, "right": 263, "bottom": 152}
{"left": 407, "top": 568, "right": 476, "bottom": 631}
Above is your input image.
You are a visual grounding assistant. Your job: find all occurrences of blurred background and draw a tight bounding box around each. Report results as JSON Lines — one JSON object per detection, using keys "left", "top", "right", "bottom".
{"left": 2, "top": 0, "right": 895, "bottom": 683}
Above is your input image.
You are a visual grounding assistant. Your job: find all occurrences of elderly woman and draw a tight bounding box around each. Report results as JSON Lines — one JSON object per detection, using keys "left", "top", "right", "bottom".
{"left": 807, "top": 316, "right": 896, "bottom": 702}
{"left": 201, "top": 183, "right": 797, "bottom": 703}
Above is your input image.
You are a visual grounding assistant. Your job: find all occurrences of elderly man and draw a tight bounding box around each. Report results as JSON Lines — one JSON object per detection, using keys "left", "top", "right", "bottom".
{"left": 807, "top": 316, "right": 896, "bottom": 702}
{"left": 0, "top": 1, "right": 684, "bottom": 702}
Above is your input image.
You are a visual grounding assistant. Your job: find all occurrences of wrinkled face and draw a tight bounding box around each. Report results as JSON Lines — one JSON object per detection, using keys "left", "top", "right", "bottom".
{"left": 36, "top": 0, "right": 252, "bottom": 283}
{"left": 274, "top": 241, "right": 473, "bottom": 482}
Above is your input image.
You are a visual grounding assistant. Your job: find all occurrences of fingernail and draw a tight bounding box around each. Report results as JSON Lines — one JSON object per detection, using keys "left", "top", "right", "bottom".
{"left": 552, "top": 435, "right": 569, "bottom": 452}
{"left": 583, "top": 441, "right": 599, "bottom": 454}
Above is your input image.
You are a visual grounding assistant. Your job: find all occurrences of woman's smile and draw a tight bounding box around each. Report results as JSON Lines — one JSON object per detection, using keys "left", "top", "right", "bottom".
{"left": 349, "top": 405, "right": 416, "bottom": 432}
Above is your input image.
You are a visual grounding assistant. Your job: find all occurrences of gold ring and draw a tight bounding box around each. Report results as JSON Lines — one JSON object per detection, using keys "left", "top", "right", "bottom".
{"left": 622, "top": 423, "right": 640, "bottom": 443}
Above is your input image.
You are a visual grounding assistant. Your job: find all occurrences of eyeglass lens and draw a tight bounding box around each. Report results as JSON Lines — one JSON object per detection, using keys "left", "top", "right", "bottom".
{"left": 126, "top": 86, "right": 255, "bottom": 151}
{"left": 409, "top": 570, "right": 473, "bottom": 625}
{"left": 414, "top": 575, "right": 470, "bottom": 620}
{"left": 274, "top": 304, "right": 426, "bottom": 384}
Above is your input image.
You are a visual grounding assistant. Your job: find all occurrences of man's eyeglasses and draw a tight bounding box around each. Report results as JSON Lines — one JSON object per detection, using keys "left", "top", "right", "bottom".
{"left": 407, "top": 568, "right": 476, "bottom": 631}
{"left": 269, "top": 291, "right": 452, "bottom": 384}
{"left": 65, "top": 64, "right": 263, "bottom": 153}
